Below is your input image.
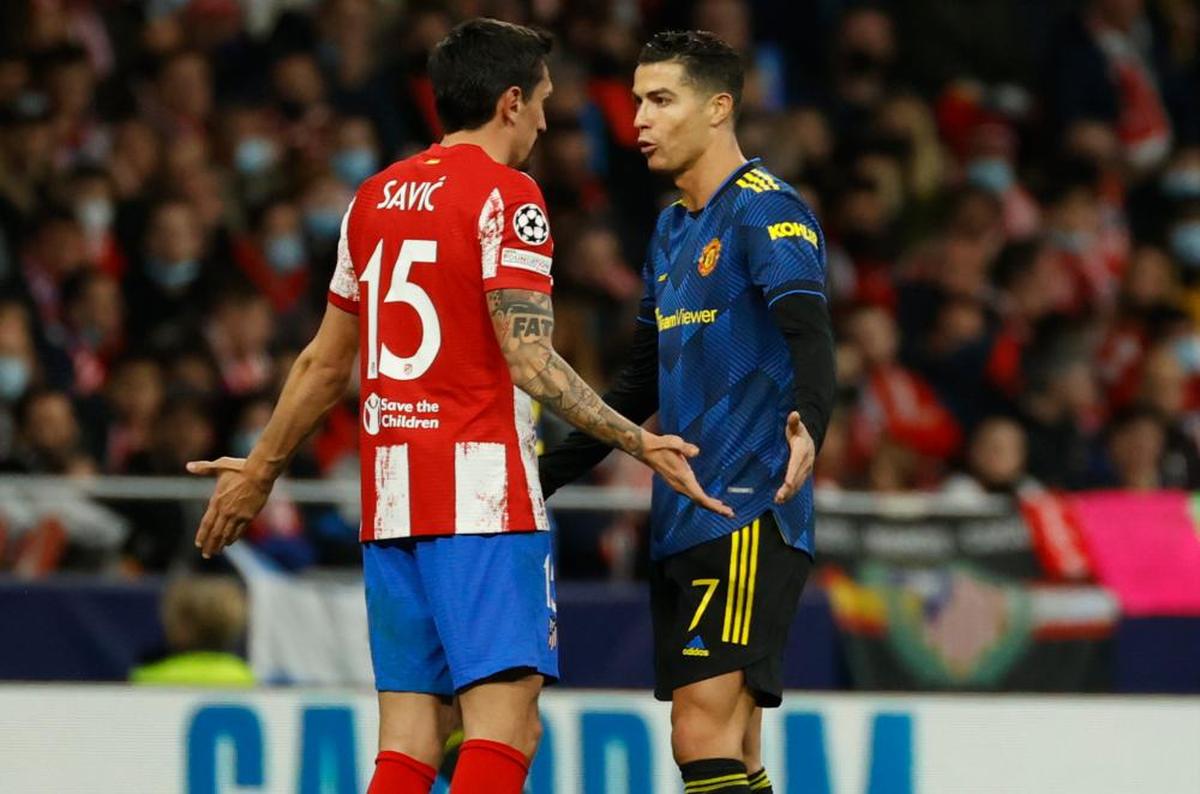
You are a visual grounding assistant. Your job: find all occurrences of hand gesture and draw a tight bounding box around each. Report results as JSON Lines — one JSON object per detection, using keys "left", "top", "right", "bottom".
{"left": 774, "top": 411, "right": 815, "bottom": 504}
{"left": 640, "top": 430, "right": 734, "bottom": 518}
{"left": 187, "top": 456, "right": 272, "bottom": 559}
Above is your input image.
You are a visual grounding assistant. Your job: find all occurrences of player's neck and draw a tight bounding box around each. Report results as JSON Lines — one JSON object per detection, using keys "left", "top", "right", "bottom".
{"left": 675, "top": 136, "right": 747, "bottom": 212}
{"left": 440, "top": 127, "right": 515, "bottom": 168}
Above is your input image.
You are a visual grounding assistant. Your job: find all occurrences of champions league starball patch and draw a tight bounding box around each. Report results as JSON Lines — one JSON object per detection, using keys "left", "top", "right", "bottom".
{"left": 513, "top": 203, "right": 549, "bottom": 245}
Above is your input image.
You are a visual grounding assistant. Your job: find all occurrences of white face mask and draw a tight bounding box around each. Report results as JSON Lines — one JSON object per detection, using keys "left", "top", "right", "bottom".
{"left": 76, "top": 197, "right": 114, "bottom": 233}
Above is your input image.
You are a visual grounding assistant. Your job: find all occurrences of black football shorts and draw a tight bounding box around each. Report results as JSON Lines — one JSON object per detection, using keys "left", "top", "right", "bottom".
{"left": 650, "top": 512, "right": 812, "bottom": 707}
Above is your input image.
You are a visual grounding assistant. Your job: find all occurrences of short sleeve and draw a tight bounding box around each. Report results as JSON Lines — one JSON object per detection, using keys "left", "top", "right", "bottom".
{"left": 480, "top": 173, "right": 554, "bottom": 294}
{"left": 739, "top": 191, "right": 827, "bottom": 307}
{"left": 327, "top": 198, "right": 359, "bottom": 313}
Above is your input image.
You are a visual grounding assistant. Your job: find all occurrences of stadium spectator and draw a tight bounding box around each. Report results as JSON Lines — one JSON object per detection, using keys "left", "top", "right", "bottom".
{"left": 14, "top": 207, "right": 89, "bottom": 341}
{"left": 60, "top": 165, "right": 126, "bottom": 276}
{"left": 222, "top": 102, "right": 288, "bottom": 209}
{"left": 0, "top": 0, "right": 1194, "bottom": 578}
{"left": 845, "top": 303, "right": 962, "bottom": 483}
{"left": 130, "top": 574, "right": 254, "bottom": 687}
{"left": 204, "top": 289, "right": 275, "bottom": 397}
{"left": 119, "top": 395, "right": 215, "bottom": 571}
{"left": 0, "top": 384, "right": 126, "bottom": 573}
{"left": 943, "top": 416, "right": 1041, "bottom": 497}
{"left": 230, "top": 196, "right": 315, "bottom": 336}
{"left": 1098, "top": 406, "right": 1169, "bottom": 489}
{"left": 1138, "top": 343, "right": 1200, "bottom": 487}
{"left": 3, "top": 388, "right": 86, "bottom": 474}
{"left": 329, "top": 115, "right": 381, "bottom": 189}
{"left": 60, "top": 271, "right": 124, "bottom": 397}
{"left": 0, "top": 91, "right": 54, "bottom": 233}
{"left": 1021, "top": 346, "right": 1105, "bottom": 490}
{"left": 103, "top": 354, "right": 164, "bottom": 473}
{"left": 1046, "top": 0, "right": 1174, "bottom": 173}
{"left": 150, "top": 49, "right": 215, "bottom": 136}
{"left": 124, "top": 197, "right": 219, "bottom": 347}
{"left": 0, "top": 303, "right": 37, "bottom": 445}
{"left": 107, "top": 118, "right": 162, "bottom": 201}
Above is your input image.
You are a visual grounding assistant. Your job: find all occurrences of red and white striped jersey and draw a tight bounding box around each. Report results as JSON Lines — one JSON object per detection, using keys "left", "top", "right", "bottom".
{"left": 327, "top": 142, "right": 553, "bottom": 541}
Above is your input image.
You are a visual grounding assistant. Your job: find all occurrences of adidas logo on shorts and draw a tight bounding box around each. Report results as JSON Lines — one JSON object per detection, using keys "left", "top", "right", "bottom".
{"left": 682, "top": 635, "right": 710, "bottom": 657}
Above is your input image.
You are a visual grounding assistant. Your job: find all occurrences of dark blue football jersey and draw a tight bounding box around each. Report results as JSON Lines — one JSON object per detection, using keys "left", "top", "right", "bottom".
{"left": 638, "top": 159, "right": 826, "bottom": 559}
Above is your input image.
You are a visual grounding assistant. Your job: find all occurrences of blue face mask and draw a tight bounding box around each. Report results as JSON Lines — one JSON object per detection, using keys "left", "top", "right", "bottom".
{"left": 235, "top": 137, "right": 278, "bottom": 176}
{"left": 147, "top": 0, "right": 190, "bottom": 19}
{"left": 304, "top": 208, "right": 343, "bottom": 241}
{"left": 1162, "top": 169, "right": 1200, "bottom": 200}
{"left": 966, "top": 157, "right": 1014, "bottom": 194}
{"left": 1051, "top": 229, "right": 1093, "bottom": 254}
{"left": 265, "top": 234, "right": 306, "bottom": 274}
{"left": 1169, "top": 221, "right": 1200, "bottom": 268}
{"left": 332, "top": 148, "right": 378, "bottom": 187}
{"left": 146, "top": 257, "right": 201, "bottom": 291}
{"left": 0, "top": 355, "right": 30, "bottom": 401}
{"left": 79, "top": 325, "right": 104, "bottom": 348}
{"left": 231, "top": 429, "right": 262, "bottom": 458}
{"left": 1173, "top": 335, "right": 1200, "bottom": 375}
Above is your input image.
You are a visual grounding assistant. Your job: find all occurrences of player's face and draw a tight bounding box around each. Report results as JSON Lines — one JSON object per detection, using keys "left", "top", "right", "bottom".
{"left": 513, "top": 66, "right": 552, "bottom": 166}
{"left": 633, "top": 61, "right": 716, "bottom": 175}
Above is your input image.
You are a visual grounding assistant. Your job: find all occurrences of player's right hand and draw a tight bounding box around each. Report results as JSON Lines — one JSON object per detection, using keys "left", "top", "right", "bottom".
{"left": 640, "top": 430, "right": 735, "bottom": 518}
{"left": 187, "top": 456, "right": 272, "bottom": 559}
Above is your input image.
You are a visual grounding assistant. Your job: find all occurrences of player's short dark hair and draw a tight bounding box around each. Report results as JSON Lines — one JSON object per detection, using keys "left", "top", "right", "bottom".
{"left": 638, "top": 30, "right": 744, "bottom": 110}
{"left": 428, "top": 18, "right": 553, "bottom": 134}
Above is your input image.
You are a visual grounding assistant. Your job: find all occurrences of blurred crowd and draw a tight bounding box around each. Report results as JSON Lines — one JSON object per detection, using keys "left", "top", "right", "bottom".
{"left": 0, "top": 0, "right": 1198, "bottom": 576}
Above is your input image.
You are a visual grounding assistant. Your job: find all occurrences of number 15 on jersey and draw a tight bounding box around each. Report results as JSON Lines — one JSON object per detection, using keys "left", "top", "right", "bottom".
{"left": 360, "top": 238, "right": 441, "bottom": 382}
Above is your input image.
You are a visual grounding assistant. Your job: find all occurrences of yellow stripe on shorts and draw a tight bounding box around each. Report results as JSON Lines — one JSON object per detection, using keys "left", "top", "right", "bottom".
{"left": 741, "top": 519, "right": 760, "bottom": 645}
{"left": 722, "top": 529, "right": 739, "bottom": 643}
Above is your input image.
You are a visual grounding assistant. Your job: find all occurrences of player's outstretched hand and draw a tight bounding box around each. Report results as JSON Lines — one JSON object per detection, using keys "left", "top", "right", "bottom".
{"left": 775, "top": 411, "right": 815, "bottom": 504}
{"left": 640, "top": 430, "right": 735, "bottom": 518}
{"left": 187, "top": 456, "right": 272, "bottom": 559}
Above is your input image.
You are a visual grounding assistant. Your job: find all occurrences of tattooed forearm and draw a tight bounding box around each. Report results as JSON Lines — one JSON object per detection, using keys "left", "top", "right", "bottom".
{"left": 488, "top": 289, "right": 646, "bottom": 458}
{"left": 521, "top": 351, "right": 646, "bottom": 458}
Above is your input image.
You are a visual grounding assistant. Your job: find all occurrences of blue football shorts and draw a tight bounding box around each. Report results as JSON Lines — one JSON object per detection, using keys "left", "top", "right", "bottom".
{"left": 362, "top": 530, "right": 559, "bottom": 695}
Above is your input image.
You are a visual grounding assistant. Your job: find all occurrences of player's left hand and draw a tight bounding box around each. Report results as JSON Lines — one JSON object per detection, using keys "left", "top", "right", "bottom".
{"left": 775, "top": 411, "right": 815, "bottom": 504}
{"left": 187, "top": 456, "right": 272, "bottom": 559}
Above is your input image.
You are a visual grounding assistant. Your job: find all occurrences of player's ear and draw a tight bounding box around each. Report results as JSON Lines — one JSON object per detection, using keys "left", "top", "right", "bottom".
{"left": 498, "top": 85, "right": 523, "bottom": 126}
{"left": 709, "top": 92, "right": 735, "bottom": 128}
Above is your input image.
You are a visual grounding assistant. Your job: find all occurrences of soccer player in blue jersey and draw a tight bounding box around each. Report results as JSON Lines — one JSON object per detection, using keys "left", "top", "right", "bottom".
{"left": 539, "top": 30, "right": 835, "bottom": 794}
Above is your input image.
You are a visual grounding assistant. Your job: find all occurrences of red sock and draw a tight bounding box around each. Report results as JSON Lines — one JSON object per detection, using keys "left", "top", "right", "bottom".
{"left": 368, "top": 751, "right": 436, "bottom": 794}
{"left": 449, "top": 739, "right": 530, "bottom": 794}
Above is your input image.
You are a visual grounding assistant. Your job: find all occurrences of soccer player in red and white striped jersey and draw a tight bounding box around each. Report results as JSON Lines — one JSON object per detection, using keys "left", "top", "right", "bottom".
{"left": 188, "top": 18, "right": 729, "bottom": 794}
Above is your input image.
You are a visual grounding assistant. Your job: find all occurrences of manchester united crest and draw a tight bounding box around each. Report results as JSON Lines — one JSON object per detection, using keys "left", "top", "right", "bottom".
{"left": 698, "top": 238, "right": 721, "bottom": 276}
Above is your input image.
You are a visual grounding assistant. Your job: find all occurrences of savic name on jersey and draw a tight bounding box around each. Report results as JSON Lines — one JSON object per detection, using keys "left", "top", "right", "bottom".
{"left": 375, "top": 177, "right": 446, "bottom": 212}
{"left": 327, "top": 142, "right": 556, "bottom": 541}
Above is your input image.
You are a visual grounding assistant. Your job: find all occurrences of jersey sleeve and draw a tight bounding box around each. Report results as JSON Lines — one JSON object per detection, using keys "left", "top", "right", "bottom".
{"left": 739, "top": 191, "right": 827, "bottom": 307}
{"left": 636, "top": 247, "right": 659, "bottom": 331}
{"left": 636, "top": 209, "right": 673, "bottom": 328}
{"left": 326, "top": 198, "right": 359, "bottom": 313}
{"left": 479, "top": 172, "right": 554, "bottom": 294}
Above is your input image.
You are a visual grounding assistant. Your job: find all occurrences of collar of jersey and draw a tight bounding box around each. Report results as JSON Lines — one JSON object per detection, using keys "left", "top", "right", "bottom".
{"left": 683, "top": 157, "right": 763, "bottom": 217}
{"left": 429, "top": 141, "right": 489, "bottom": 159}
